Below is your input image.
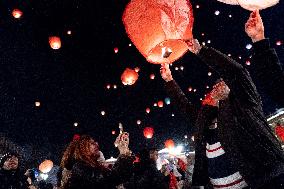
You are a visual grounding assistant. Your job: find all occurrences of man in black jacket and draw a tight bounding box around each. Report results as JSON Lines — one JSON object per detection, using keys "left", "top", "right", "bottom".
{"left": 0, "top": 152, "right": 30, "bottom": 189}
{"left": 160, "top": 38, "right": 284, "bottom": 188}
{"left": 245, "top": 10, "right": 284, "bottom": 107}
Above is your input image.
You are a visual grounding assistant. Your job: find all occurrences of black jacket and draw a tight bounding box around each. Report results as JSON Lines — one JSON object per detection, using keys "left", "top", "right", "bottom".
{"left": 65, "top": 155, "right": 134, "bottom": 189}
{"left": 251, "top": 39, "right": 284, "bottom": 106}
{"left": 124, "top": 161, "right": 169, "bottom": 189}
{"left": 165, "top": 46, "right": 284, "bottom": 189}
{"left": 0, "top": 169, "right": 29, "bottom": 189}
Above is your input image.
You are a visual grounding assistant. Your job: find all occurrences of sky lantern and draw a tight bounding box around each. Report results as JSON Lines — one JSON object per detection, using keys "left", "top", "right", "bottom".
{"left": 134, "top": 67, "right": 140, "bottom": 73}
{"left": 35, "top": 101, "right": 41, "bottom": 107}
{"left": 137, "top": 120, "right": 142, "bottom": 125}
{"left": 114, "top": 47, "right": 119, "bottom": 54}
{"left": 146, "top": 108, "right": 151, "bottom": 113}
{"left": 49, "top": 36, "right": 61, "bottom": 50}
{"left": 121, "top": 68, "right": 139, "bottom": 85}
{"left": 165, "top": 139, "right": 175, "bottom": 149}
{"left": 39, "top": 160, "right": 53, "bottom": 173}
{"left": 276, "top": 41, "right": 282, "bottom": 46}
{"left": 150, "top": 74, "right": 155, "bottom": 80}
{"left": 73, "top": 122, "right": 78, "bottom": 127}
{"left": 143, "top": 127, "right": 154, "bottom": 139}
{"left": 237, "top": 0, "right": 279, "bottom": 11}
{"left": 158, "top": 100, "right": 164, "bottom": 108}
{"left": 188, "top": 87, "right": 193, "bottom": 92}
{"left": 101, "top": 111, "right": 106, "bottom": 116}
{"left": 12, "top": 9, "right": 23, "bottom": 19}
{"left": 112, "top": 130, "right": 116, "bottom": 135}
{"left": 165, "top": 97, "right": 171, "bottom": 105}
{"left": 123, "top": 0, "right": 194, "bottom": 64}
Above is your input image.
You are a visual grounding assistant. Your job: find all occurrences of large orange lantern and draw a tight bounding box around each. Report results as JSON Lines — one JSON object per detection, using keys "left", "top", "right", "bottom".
{"left": 123, "top": 0, "right": 194, "bottom": 64}
{"left": 12, "top": 9, "right": 23, "bottom": 19}
{"left": 39, "top": 160, "right": 53, "bottom": 173}
{"left": 121, "top": 68, "right": 139, "bottom": 85}
{"left": 49, "top": 36, "right": 61, "bottom": 50}
{"left": 165, "top": 139, "right": 175, "bottom": 149}
{"left": 143, "top": 127, "right": 154, "bottom": 139}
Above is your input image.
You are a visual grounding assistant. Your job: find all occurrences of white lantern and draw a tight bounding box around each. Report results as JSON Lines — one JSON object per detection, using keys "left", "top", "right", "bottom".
{"left": 237, "top": 0, "right": 279, "bottom": 11}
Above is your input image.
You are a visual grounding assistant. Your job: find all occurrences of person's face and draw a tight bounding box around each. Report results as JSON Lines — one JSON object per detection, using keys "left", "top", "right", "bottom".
{"left": 89, "top": 139, "right": 99, "bottom": 155}
{"left": 211, "top": 81, "right": 230, "bottom": 101}
{"left": 149, "top": 150, "right": 159, "bottom": 162}
{"left": 3, "top": 156, "right": 19, "bottom": 170}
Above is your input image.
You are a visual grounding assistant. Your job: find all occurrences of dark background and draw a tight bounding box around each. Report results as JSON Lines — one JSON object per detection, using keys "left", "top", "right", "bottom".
{"left": 0, "top": 0, "right": 283, "bottom": 166}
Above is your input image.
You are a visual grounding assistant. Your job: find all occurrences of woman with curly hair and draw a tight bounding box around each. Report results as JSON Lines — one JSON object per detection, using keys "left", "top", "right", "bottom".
{"left": 60, "top": 134, "right": 134, "bottom": 189}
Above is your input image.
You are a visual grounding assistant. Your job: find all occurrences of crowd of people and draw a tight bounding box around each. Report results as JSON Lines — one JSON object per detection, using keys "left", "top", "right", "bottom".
{"left": 1, "top": 10, "right": 284, "bottom": 189}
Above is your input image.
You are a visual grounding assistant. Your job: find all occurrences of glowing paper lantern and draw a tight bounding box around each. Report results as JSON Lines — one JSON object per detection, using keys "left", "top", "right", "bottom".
{"left": 237, "top": 0, "right": 279, "bottom": 11}
{"left": 146, "top": 108, "right": 151, "bottom": 113}
{"left": 114, "top": 47, "right": 119, "bottom": 54}
{"left": 276, "top": 41, "right": 282, "bottom": 46}
{"left": 143, "top": 127, "right": 154, "bottom": 139}
{"left": 123, "top": 0, "right": 194, "bottom": 64}
{"left": 121, "top": 68, "right": 139, "bottom": 85}
{"left": 158, "top": 101, "right": 164, "bottom": 108}
{"left": 49, "top": 36, "right": 61, "bottom": 50}
{"left": 74, "top": 122, "right": 78, "bottom": 127}
{"left": 188, "top": 87, "right": 193, "bottom": 92}
{"left": 150, "top": 74, "right": 155, "bottom": 80}
{"left": 101, "top": 111, "right": 106, "bottom": 116}
{"left": 165, "top": 97, "right": 171, "bottom": 105}
{"left": 137, "top": 120, "right": 142, "bottom": 125}
{"left": 134, "top": 67, "right": 140, "bottom": 73}
{"left": 35, "top": 101, "right": 41, "bottom": 107}
{"left": 165, "top": 139, "right": 175, "bottom": 149}
{"left": 12, "top": 9, "right": 23, "bottom": 19}
{"left": 112, "top": 130, "right": 116, "bottom": 135}
{"left": 39, "top": 160, "right": 53, "bottom": 174}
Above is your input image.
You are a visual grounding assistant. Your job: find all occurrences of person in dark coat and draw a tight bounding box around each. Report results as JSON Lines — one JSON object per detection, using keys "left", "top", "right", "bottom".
{"left": 63, "top": 134, "right": 134, "bottom": 189}
{"left": 0, "top": 152, "right": 30, "bottom": 189}
{"left": 124, "top": 148, "right": 169, "bottom": 189}
{"left": 245, "top": 10, "right": 284, "bottom": 107}
{"left": 160, "top": 38, "right": 284, "bottom": 188}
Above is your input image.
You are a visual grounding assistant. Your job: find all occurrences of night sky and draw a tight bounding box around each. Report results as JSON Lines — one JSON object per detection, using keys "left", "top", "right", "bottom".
{"left": 0, "top": 0, "right": 283, "bottom": 164}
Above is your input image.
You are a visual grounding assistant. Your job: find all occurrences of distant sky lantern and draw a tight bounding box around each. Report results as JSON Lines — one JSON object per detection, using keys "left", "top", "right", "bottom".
{"left": 101, "top": 111, "right": 106, "bottom": 116}
{"left": 153, "top": 103, "right": 157, "bottom": 107}
{"left": 158, "top": 100, "right": 164, "bottom": 108}
{"left": 165, "top": 97, "right": 171, "bottom": 105}
{"left": 276, "top": 41, "right": 282, "bottom": 46}
{"left": 74, "top": 122, "right": 78, "bottom": 127}
{"left": 106, "top": 84, "right": 111, "bottom": 89}
{"left": 150, "top": 74, "right": 155, "bottom": 80}
{"left": 35, "top": 101, "right": 41, "bottom": 107}
{"left": 143, "top": 127, "right": 154, "bottom": 139}
{"left": 165, "top": 139, "right": 175, "bottom": 149}
{"left": 246, "top": 60, "right": 251, "bottom": 66}
{"left": 12, "top": 9, "right": 23, "bottom": 19}
{"left": 67, "top": 30, "right": 72, "bottom": 35}
{"left": 208, "top": 72, "right": 212, "bottom": 76}
{"left": 134, "top": 67, "right": 140, "bottom": 73}
{"left": 121, "top": 68, "right": 139, "bottom": 85}
{"left": 113, "top": 85, "right": 117, "bottom": 89}
{"left": 137, "top": 120, "right": 141, "bottom": 125}
{"left": 123, "top": 0, "right": 194, "bottom": 64}
{"left": 114, "top": 47, "right": 119, "bottom": 54}
{"left": 112, "top": 130, "right": 116, "bottom": 135}
{"left": 39, "top": 160, "right": 53, "bottom": 174}
{"left": 49, "top": 36, "right": 61, "bottom": 50}
{"left": 146, "top": 108, "right": 151, "bottom": 113}
{"left": 188, "top": 87, "right": 193, "bottom": 92}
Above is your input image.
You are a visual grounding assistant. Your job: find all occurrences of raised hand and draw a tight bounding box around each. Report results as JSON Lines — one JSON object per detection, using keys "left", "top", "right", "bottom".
{"left": 114, "top": 132, "right": 131, "bottom": 155}
{"left": 160, "top": 63, "right": 173, "bottom": 82}
{"left": 245, "top": 10, "right": 265, "bottom": 43}
{"left": 184, "top": 38, "right": 202, "bottom": 54}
